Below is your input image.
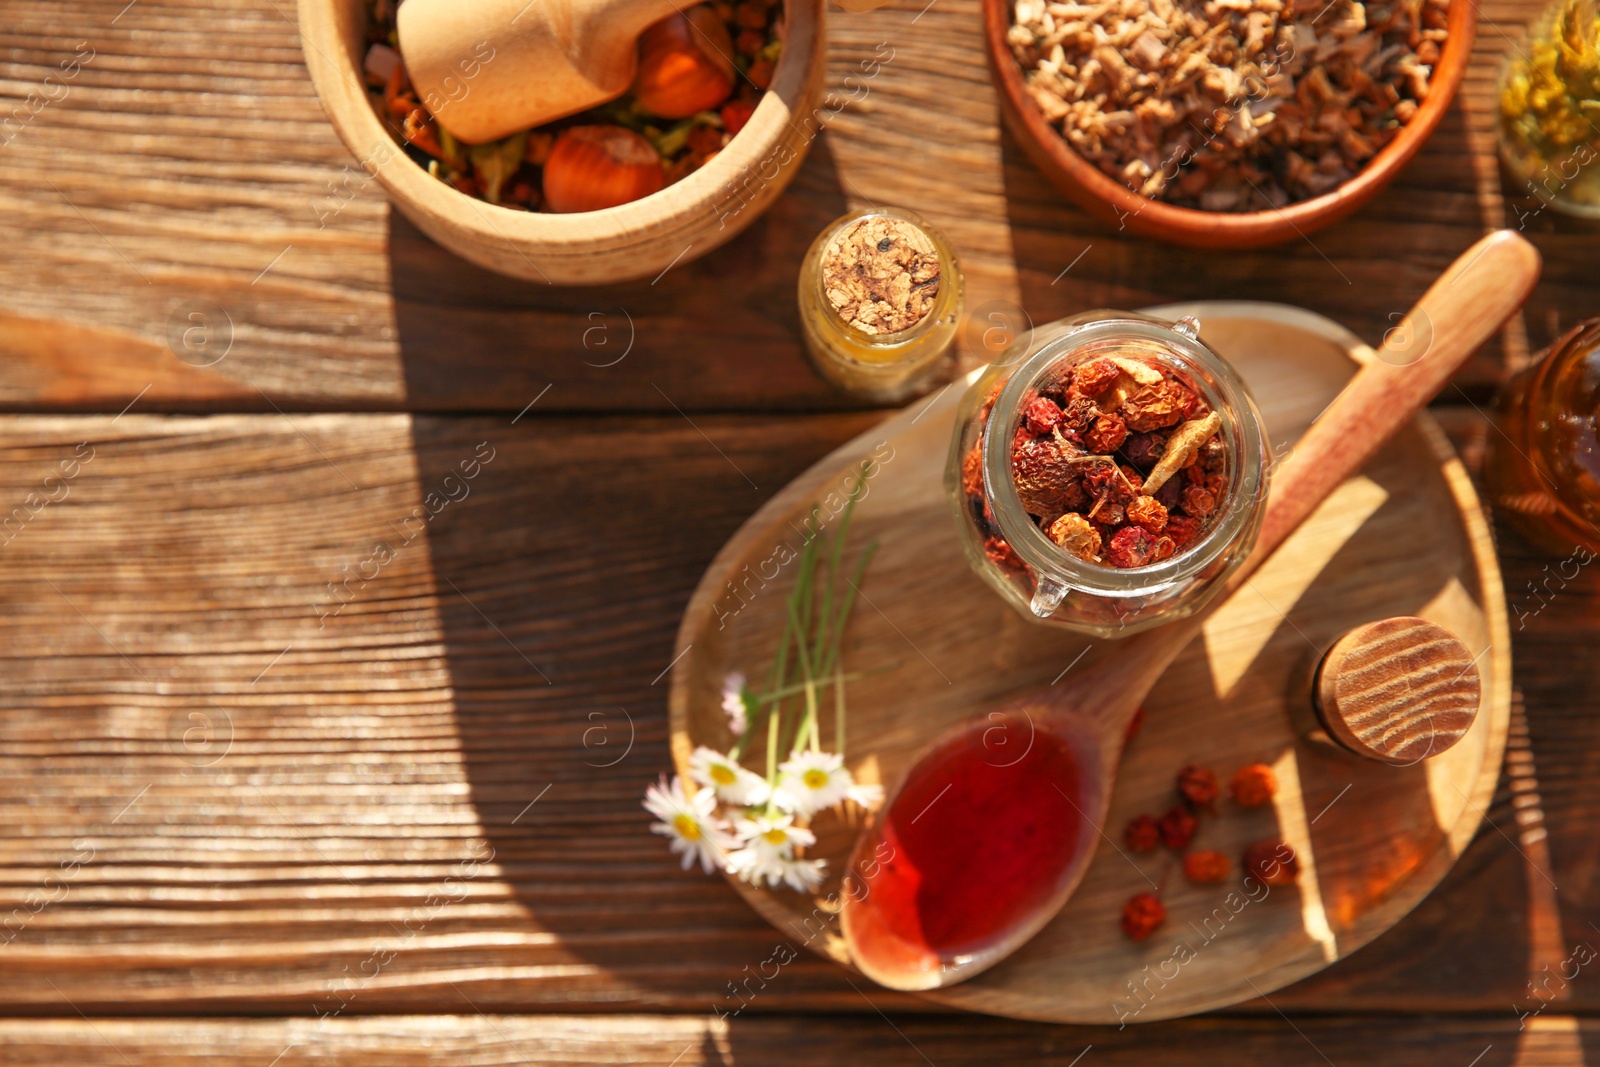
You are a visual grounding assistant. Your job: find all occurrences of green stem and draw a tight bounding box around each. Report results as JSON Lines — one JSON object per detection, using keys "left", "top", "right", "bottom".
{"left": 834, "top": 663, "right": 846, "bottom": 757}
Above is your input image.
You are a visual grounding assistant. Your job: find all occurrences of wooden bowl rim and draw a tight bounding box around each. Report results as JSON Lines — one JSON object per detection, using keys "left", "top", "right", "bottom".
{"left": 980, "top": 0, "right": 1479, "bottom": 242}
{"left": 296, "top": 0, "right": 823, "bottom": 250}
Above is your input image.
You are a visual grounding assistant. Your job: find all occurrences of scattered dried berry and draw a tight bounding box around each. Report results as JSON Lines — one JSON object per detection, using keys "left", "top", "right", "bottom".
{"left": 1124, "top": 814, "right": 1161, "bottom": 852}
{"left": 1230, "top": 764, "right": 1278, "bottom": 808}
{"left": 1157, "top": 805, "right": 1198, "bottom": 850}
{"left": 1242, "top": 840, "right": 1300, "bottom": 887}
{"left": 1183, "top": 850, "right": 1230, "bottom": 884}
{"left": 1176, "top": 764, "right": 1220, "bottom": 809}
{"left": 1121, "top": 891, "right": 1167, "bottom": 940}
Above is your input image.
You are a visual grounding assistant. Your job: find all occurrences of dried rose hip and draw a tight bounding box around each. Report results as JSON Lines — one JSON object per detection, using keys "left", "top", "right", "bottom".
{"left": 983, "top": 536, "right": 1024, "bottom": 571}
{"left": 1024, "top": 396, "right": 1063, "bottom": 435}
{"left": 961, "top": 444, "right": 984, "bottom": 498}
{"left": 1125, "top": 705, "right": 1146, "bottom": 742}
{"left": 1230, "top": 764, "right": 1278, "bottom": 808}
{"left": 1106, "top": 525, "right": 1158, "bottom": 568}
{"left": 1181, "top": 485, "right": 1217, "bottom": 519}
{"left": 1183, "top": 850, "right": 1230, "bottom": 884}
{"left": 1242, "top": 840, "right": 1299, "bottom": 887}
{"left": 1092, "top": 501, "right": 1125, "bottom": 528}
{"left": 1122, "top": 381, "right": 1193, "bottom": 431}
{"left": 1048, "top": 513, "right": 1102, "bottom": 561}
{"left": 1074, "top": 357, "right": 1121, "bottom": 397}
{"left": 1121, "top": 891, "right": 1166, "bottom": 940}
{"left": 1157, "top": 805, "right": 1198, "bottom": 849}
{"left": 1121, "top": 431, "right": 1166, "bottom": 469}
{"left": 1165, "top": 514, "right": 1203, "bottom": 551}
{"left": 1086, "top": 412, "right": 1128, "bottom": 453}
{"left": 980, "top": 350, "right": 1230, "bottom": 577}
{"left": 1176, "top": 764, "right": 1219, "bottom": 808}
{"left": 1126, "top": 495, "right": 1168, "bottom": 534}
{"left": 1060, "top": 396, "right": 1099, "bottom": 433}
{"left": 1124, "top": 814, "right": 1161, "bottom": 852}
{"left": 1013, "top": 436, "right": 1087, "bottom": 516}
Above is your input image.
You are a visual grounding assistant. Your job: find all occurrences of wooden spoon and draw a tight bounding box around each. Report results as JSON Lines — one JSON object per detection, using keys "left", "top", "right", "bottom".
{"left": 837, "top": 230, "right": 1540, "bottom": 991}
{"left": 397, "top": 0, "right": 707, "bottom": 144}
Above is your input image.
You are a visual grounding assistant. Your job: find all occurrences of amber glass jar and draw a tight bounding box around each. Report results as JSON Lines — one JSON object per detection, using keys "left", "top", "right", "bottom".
{"left": 1486, "top": 317, "right": 1600, "bottom": 553}
{"left": 797, "top": 207, "right": 963, "bottom": 403}
{"left": 945, "top": 311, "right": 1269, "bottom": 637}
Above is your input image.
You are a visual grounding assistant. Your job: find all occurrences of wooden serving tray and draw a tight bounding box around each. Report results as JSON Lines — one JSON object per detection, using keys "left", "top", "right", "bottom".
{"left": 668, "top": 301, "right": 1510, "bottom": 1023}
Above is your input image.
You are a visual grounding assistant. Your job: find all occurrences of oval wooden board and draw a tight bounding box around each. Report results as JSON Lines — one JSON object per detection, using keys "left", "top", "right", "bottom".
{"left": 668, "top": 301, "right": 1510, "bottom": 1024}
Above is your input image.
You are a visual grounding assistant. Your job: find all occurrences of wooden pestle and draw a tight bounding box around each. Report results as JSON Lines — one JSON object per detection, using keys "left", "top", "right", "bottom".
{"left": 396, "top": 0, "right": 707, "bottom": 144}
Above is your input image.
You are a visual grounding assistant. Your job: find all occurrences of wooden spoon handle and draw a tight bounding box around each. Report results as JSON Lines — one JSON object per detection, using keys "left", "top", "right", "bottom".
{"left": 1068, "top": 231, "right": 1539, "bottom": 737}
{"left": 1248, "top": 230, "right": 1540, "bottom": 571}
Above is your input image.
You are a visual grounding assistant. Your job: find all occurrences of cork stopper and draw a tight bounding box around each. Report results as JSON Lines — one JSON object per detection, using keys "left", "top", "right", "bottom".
{"left": 820, "top": 216, "right": 942, "bottom": 336}
{"left": 1312, "top": 617, "right": 1481, "bottom": 765}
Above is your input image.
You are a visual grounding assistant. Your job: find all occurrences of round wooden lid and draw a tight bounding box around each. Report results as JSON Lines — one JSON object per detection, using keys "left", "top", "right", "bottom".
{"left": 1314, "top": 616, "right": 1482, "bottom": 765}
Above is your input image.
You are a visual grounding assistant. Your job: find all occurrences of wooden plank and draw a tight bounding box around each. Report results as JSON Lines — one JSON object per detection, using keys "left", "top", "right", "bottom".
{"left": 0, "top": 1014, "right": 1594, "bottom": 1065}
{"left": 0, "top": 410, "right": 1593, "bottom": 1016}
{"left": 0, "top": 0, "right": 1591, "bottom": 412}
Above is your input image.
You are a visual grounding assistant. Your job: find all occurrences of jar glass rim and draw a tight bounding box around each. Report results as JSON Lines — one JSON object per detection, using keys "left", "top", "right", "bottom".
{"left": 980, "top": 313, "right": 1269, "bottom": 597}
{"left": 805, "top": 207, "right": 960, "bottom": 358}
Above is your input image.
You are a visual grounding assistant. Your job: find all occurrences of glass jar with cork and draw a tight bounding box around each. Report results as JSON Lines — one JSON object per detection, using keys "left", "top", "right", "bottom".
{"left": 946, "top": 310, "right": 1270, "bottom": 637}
{"left": 797, "top": 207, "right": 964, "bottom": 403}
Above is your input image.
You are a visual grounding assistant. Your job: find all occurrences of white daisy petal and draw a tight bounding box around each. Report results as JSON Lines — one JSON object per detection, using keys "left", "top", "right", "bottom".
{"left": 642, "top": 774, "right": 736, "bottom": 875}
{"left": 846, "top": 781, "right": 885, "bottom": 811}
{"left": 688, "top": 745, "right": 771, "bottom": 807}
{"left": 773, "top": 750, "right": 853, "bottom": 816}
{"left": 720, "top": 672, "right": 748, "bottom": 738}
{"left": 780, "top": 856, "right": 827, "bottom": 893}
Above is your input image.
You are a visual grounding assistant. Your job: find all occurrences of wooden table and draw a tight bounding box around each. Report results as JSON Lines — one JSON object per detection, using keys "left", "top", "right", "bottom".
{"left": 0, "top": 0, "right": 1596, "bottom": 1063}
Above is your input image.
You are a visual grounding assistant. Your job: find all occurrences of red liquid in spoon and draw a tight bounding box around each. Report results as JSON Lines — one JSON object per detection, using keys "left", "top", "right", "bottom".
{"left": 843, "top": 721, "right": 1091, "bottom": 982}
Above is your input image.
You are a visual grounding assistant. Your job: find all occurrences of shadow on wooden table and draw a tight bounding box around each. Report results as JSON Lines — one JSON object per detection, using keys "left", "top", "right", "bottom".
{"left": 386, "top": 136, "right": 862, "bottom": 414}
{"left": 399, "top": 402, "right": 896, "bottom": 1010}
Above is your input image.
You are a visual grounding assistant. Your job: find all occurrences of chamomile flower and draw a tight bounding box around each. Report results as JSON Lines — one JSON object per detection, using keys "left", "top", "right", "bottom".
{"left": 688, "top": 745, "right": 771, "bottom": 807}
{"left": 775, "top": 855, "right": 828, "bottom": 892}
{"left": 721, "top": 672, "right": 750, "bottom": 738}
{"left": 846, "top": 780, "right": 885, "bottom": 811}
{"left": 773, "top": 749, "right": 855, "bottom": 816}
{"left": 728, "top": 813, "right": 820, "bottom": 889}
{"left": 643, "top": 775, "right": 735, "bottom": 875}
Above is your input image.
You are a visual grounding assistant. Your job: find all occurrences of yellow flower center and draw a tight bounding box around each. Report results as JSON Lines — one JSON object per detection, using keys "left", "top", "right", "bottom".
{"left": 709, "top": 764, "right": 737, "bottom": 786}
{"left": 673, "top": 814, "right": 702, "bottom": 841}
{"left": 802, "top": 768, "right": 830, "bottom": 790}
{"left": 762, "top": 828, "right": 790, "bottom": 846}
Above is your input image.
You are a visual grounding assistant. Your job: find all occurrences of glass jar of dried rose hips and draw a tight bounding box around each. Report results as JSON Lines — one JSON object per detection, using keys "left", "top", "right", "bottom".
{"left": 946, "top": 310, "right": 1269, "bottom": 637}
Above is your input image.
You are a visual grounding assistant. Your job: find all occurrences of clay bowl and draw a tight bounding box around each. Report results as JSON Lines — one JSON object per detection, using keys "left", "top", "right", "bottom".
{"left": 980, "top": 0, "right": 1476, "bottom": 248}
{"left": 298, "top": 0, "right": 826, "bottom": 285}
